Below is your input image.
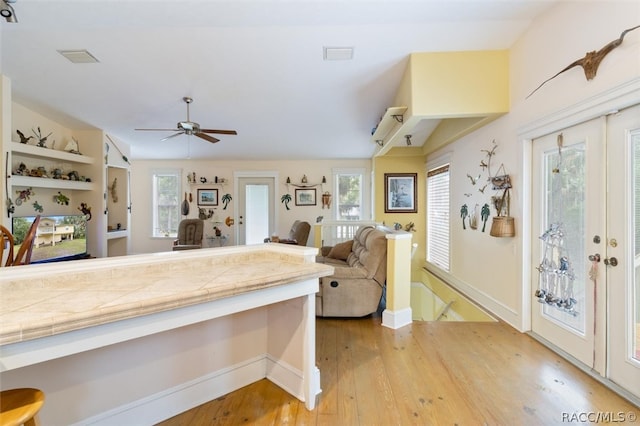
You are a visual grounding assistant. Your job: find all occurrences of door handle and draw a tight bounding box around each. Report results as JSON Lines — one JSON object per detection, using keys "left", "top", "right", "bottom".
{"left": 604, "top": 257, "right": 618, "bottom": 267}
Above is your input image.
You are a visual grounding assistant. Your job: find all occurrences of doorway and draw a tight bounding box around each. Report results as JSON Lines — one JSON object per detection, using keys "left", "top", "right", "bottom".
{"left": 530, "top": 103, "right": 640, "bottom": 399}
{"left": 235, "top": 173, "right": 277, "bottom": 245}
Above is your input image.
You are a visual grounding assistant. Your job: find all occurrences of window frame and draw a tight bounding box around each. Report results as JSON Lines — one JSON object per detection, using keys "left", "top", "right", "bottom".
{"left": 426, "top": 155, "right": 451, "bottom": 271}
{"left": 151, "top": 168, "right": 182, "bottom": 238}
{"left": 332, "top": 168, "right": 370, "bottom": 221}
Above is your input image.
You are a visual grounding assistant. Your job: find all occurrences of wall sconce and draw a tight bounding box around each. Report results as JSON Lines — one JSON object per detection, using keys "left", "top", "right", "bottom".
{"left": 405, "top": 135, "right": 412, "bottom": 146}
{"left": 1, "top": 0, "right": 18, "bottom": 23}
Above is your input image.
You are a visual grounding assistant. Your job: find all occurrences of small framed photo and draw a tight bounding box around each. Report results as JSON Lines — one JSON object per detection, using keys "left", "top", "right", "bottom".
{"left": 295, "top": 188, "right": 316, "bottom": 206}
{"left": 197, "top": 188, "right": 218, "bottom": 206}
{"left": 385, "top": 173, "right": 417, "bottom": 213}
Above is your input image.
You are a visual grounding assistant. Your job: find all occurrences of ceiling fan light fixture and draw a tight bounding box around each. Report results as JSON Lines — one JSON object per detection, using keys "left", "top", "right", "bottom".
{"left": 1, "top": 0, "right": 17, "bottom": 23}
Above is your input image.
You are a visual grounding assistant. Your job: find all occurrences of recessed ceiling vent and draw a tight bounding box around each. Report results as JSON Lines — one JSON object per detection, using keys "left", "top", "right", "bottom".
{"left": 58, "top": 49, "right": 100, "bottom": 64}
{"left": 323, "top": 46, "right": 354, "bottom": 61}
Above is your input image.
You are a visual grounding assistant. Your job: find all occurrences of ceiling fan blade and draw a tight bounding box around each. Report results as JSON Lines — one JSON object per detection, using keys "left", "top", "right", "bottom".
{"left": 135, "top": 128, "right": 180, "bottom": 131}
{"left": 195, "top": 132, "right": 220, "bottom": 144}
{"left": 160, "top": 132, "right": 185, "bottom": 141}
{"left": 199, "top": 129, "right": 238, "bottom": 135}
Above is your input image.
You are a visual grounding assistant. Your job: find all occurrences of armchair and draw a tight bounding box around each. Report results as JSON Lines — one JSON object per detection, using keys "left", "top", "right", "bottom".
{"left": 267, "top": 220, "right": 311, "bottom": 246}
{"left": 173, "top": 219, "right": 204, "bottom": 251}
{"left": 315, "top": 226, "right": 388, "bottom": 317}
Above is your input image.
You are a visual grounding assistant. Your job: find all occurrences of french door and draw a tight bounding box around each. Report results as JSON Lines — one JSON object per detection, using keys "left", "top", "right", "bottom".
{"left": 606, "top": 104, "right": 640, "bottom": 397}
{"left": 531, "top": 118, "right": 605, "bottom": 371}
{"left": 531, "top": 104, "right": 640, "bottom": 399}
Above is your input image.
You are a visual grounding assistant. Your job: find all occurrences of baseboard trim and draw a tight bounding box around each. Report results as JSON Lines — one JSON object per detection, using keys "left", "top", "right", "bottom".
{"left": 75, "top": 354, "right": 317, "bottom": 426}
{"left": 382, "top": 307, "right": 412, "bottom": 329}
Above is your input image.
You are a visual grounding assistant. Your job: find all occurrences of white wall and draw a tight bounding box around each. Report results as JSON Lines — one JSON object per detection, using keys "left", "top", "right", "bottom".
{"left": 130, "top": 158, "right": 371, "bottom": 254}
{"left": 426, "top": 1, "right": 640, "bottom": 329}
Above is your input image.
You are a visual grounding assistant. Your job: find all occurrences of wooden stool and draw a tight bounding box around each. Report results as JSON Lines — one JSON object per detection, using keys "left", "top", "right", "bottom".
{"left": 0, "top": 388, "right": 45, "bottom": 426}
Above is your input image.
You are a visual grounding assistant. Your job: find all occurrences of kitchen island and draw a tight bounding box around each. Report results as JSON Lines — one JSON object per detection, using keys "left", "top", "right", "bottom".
{"left": 0, "top": 244, "right": 332, "bottom": 425}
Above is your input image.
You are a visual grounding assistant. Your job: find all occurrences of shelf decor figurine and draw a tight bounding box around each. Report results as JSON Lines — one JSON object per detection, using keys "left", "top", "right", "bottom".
{"left": 16, "top": 129, "right": 33, "bottom": 144}
{"left": 32, "top": 126, "right": 52, "bottom": 148}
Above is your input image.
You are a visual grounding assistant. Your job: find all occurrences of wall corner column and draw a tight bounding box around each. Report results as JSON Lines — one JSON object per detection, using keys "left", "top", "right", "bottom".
{"left": 382, "top": 231, "right": 413, "bottom": 329}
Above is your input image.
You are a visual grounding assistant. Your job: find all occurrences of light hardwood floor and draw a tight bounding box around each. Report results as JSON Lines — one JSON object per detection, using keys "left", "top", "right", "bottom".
{"left": 158, "top": 315, "right": 639, "bottom": 425}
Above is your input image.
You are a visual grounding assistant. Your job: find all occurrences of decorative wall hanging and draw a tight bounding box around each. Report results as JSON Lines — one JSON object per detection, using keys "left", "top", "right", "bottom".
{"left": 32, "top": 201, "right": 43, "bottom": 213}
{"left": 198, "top": 208, "right": 215, "bottom": 220}
{"left": 535, "top": 133, "right": 578, "bottom": 316}
{"left": 197, "top": 188, "right": 218, "bottom": 206}
{"left": 295, "top": 188, "right": 316, "bottom": 206}
{"left": 489, "top": 188, "right": 515, "bottom": 237}
{"left": 384, "top": 173, "right": 417, "bottom": 213}
{"left": 15, "top": 187, "right": 34, "bottom": 205}
{"left": 322, "top": 191, "right": 332, "bottom": 209}
{"left": 460, "top": 204, "right": 468, "bottom": 230}
{"left": 109, "top": 177, "right": 118, "bottom": 203}
{"left": 78, "top": 202, "right": 92, "bottom": 220}
{"left": 526, "top": 24, "right": 640, "bottom": 99}
{"left": 5, "top": 154, "right": 14, "bottom": 217}
{"left": 221, "top": 193, "right": 232, "bottom": 209}
{"left": 481, "top": 203, "right": 490, "bottom": 232}
{"left": 281, "top": 193, "right": 292, "bottom": 210}
{"left": 54, "top": 191, "right": 69, "bottom": 205}
{"left": 469, "top": 204, "right": 479, "bottom": 230}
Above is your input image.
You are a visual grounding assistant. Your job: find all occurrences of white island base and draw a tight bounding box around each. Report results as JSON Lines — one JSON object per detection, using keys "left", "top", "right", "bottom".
{"left": 0, "top": 244, "right": 332, "bottom": 425}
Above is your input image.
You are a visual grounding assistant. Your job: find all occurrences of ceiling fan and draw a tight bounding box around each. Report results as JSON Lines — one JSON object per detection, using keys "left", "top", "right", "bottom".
{"left": 135, "top": 97, "right": 237, "bottom": 144}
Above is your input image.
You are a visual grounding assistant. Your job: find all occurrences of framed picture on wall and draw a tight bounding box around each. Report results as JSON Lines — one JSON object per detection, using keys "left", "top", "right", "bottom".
{"left": 197, "top": 188, "right": 218, "bottom": 206}
{"left": 295, "top": 188, "right": 316, "bottom": 206}
{"left": 384, "top": 173, "right": 417, "bottom": 213}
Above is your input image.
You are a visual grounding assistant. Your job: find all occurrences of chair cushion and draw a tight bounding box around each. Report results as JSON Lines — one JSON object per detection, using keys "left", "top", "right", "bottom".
{"left": 326, "top": 240, "right": 353, "bottom": 260}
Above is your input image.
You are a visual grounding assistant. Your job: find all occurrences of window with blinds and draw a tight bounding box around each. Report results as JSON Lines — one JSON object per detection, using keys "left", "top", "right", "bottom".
{"left": 427, "top": 163, "right": 450, "bottom": 271}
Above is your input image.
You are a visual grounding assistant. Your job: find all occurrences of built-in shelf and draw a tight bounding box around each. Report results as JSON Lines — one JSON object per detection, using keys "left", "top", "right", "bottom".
{"left": 370, "top": 106, "right": 408, "bottom": 146}
{"left": 10, "top": 175, "right": 95, "bottom": 190}
{"left": 11, "top": 142, "right": 95, "bottom": 164}
{"left": 286, "top": 182, "right": 324, "bottom": 189}
{"left": 107, "top": 230, "right": 128, "bottom": 240}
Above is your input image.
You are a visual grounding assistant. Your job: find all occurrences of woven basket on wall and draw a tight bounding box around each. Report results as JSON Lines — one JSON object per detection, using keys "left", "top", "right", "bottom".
{"left": 489, "top": 188, "right": 515, "bottom": 237}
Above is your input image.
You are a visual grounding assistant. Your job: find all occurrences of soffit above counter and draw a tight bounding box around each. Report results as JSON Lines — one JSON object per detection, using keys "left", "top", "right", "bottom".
{"left": 372, "top": 50, "right": 510, "bottom": 157}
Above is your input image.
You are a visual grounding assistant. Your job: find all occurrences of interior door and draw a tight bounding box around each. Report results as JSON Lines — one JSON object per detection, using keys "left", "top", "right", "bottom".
{"left": 606, "top": 104, "right": 640, "bottom": 398}
{"left": 531, "top": 118, "right": 606, "bottom": 371}
{"left": 236, "top": 176, "right": 275, "bottom": 245}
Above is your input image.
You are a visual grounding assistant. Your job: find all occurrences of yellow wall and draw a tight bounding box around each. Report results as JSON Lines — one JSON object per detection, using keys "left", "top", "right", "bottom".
{"left": 394, "top": 50, "right": 510, "bottom": 118}
{"left": 373, "top": 152, "right": 425, "bottom": 280}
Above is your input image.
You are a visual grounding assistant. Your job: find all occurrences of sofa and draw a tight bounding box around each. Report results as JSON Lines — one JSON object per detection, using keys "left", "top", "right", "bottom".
{"left": 315, "top": 226, "right": 388, "bottom": 317}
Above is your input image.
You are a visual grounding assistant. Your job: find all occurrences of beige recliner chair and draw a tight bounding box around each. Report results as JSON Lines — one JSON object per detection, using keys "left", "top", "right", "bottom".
{"left": 173, "top": 219, "right": 204, "bottom": 251}
{"left": 315, "top": 226, "right": 388, "bottom": 317}
{"left": 270, "top": 220, "right": 311, "bottom": 246}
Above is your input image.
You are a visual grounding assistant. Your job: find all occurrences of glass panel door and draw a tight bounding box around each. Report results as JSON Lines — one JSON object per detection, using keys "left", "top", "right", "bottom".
{"left": 606, "top": 104, "right": 640, "bottom": 398}
{"left": 531, "top": 118, "right": 605, "bottom": 370}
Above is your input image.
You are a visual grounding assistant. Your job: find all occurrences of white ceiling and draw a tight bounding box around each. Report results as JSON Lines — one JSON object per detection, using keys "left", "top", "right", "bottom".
{"left": 0, "top": 0, "right": 557, "bottom": 160}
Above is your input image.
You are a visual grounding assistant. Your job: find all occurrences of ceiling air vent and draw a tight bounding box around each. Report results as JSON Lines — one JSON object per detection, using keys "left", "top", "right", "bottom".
{"left": 323, "top": 46, "right": 354, "bottom": 61}
{"left": 58, "top": 49, "right": 100, "bottom": 64}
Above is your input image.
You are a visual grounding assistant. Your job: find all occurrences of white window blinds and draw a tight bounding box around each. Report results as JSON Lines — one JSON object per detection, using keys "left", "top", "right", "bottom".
{"left": 427, "top": 163, "right": 450, "bottom": 271}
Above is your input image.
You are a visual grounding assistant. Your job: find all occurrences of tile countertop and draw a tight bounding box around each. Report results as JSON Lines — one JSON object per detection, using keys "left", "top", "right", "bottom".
{"left": 0, "top": 244, "right": 333, "bottom": 346}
